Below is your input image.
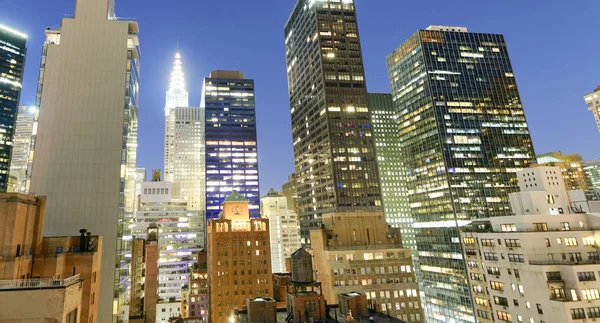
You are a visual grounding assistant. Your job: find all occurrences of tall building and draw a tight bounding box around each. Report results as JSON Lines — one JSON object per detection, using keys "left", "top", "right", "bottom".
{"left": 164, "top": 51, "right": 189, "bottom": 183}
{"left": 0, "top": 25, "right": 27, "bottom": 192}
{"left": 207, "top": 191, "right": 273, "bottom": 322}
{"left": 8, "top": 105, "right": 38, "bottom": 193}
{"left": 0, "top": 193, "right": 102, "bottom": 323}
{"left": 537, "top": 151, "right": 588, "bottom": 191}
{"left": 260, "top": 188, "right": 301, "bottom": 273}
{"left": 281, "top": 173, "right": 299, "bottom": 214}
{"left": 284, "top": 0, "right": 383, "bottom": 243}
{"left": 584, "top": 86, "right": 600, "bottom": 134}
{"left": 131, "top": 174, "right": 205, "bottom": 302}
{"left": 202, "top": 70, "right": 259, "bottom": 219}
{"left": 172, "top": 106, "right": 205, "bottom": 211}
{"left": 310, "top": 212, "right": 424, "bottom": 322}
{"left": 461, "top": 171, "right": 600, "bottom": 323}
{"left": 583, "top": 159, "right": 600, "bottom": 190}
{"left": 368, "top": 93, "right": 414, "bottom": 249}
{"left": 28, "top": 0, "right": 141, "bottom": 319}
{"left": 386, "top": 25, "right": 536, "bottom": 322}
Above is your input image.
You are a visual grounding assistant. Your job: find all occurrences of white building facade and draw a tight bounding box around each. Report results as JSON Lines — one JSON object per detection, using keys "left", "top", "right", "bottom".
{"left": 131, "top": 180, "right": 205, "bottom": 301}
{"left": 8, "top": 105, "right": 38, "bottom": 193}
{"left": 28, "top": 0, "right": 140, "bottom": 319}
{"left": 462, "top": 168, "right": 600, "bottom": 323}
{"left": 260, "top": 189, "right": 301, "bottom": 273}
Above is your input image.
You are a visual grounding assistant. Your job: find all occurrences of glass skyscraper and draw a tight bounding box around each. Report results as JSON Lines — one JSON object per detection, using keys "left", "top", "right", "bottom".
{"left": 386, "top": 26, "right": 535, "bottom": 322}
{"left": 368, "top": 93, "right": 414, "bottom": 250}
{"left": 0, "top": 25, "right": 27, "bottom": 192}
{"left": 285, "top": 0, "right": 382, "bottom": 243}
{"left": 202, "top": 70, "right": 259, "bottom": 219}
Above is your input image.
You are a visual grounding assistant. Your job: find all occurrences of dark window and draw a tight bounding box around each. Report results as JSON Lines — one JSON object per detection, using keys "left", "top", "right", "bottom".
{"left": 578, "top": 272, "right": 596, "bottom": 281}
{"left": 571, "top": 308, "right": 586, "bottom": 319}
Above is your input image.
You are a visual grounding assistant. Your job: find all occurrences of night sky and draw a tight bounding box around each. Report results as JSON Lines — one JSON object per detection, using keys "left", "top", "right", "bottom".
{"left": 3, "top": 0, "right": 600, "bottom": 195}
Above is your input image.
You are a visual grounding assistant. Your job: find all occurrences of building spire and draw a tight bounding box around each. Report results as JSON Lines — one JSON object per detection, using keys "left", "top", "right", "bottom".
{"left": 165, "top": 48, "right": 188, "bottom": 111}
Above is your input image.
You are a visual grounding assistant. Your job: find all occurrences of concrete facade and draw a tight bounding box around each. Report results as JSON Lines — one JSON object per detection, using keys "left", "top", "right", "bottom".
{"left": 310, "top": 212, "right": 423, "bottom": 322}
{"left": 29, "top": 0, "right": 140, "bottom": 320}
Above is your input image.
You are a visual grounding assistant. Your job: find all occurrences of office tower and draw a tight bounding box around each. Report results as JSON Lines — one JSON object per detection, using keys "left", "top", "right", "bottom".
{"left": 310, "top": 212, "right": 424, "bottom": 322}
{"left": 368, "top": 93, "right": 414, "bottom": 249}
{"left": 386, "top": 26, "right": 535, "bottom": 322}
{"left": 583, "top": 159, "right": 600, "bottom": 190}
{"left": 0, "top": 25, "right": 27, "bottom": 192}
{"left": 8, "top": 105, "right": 38, "bottom": 193}
{"left": 29, "top": 0, "right": 140, "bottom": 319}
{"left": 584, "top": 86, "right": 600, "bottom": 134}
{"left": 131, "top": 174, "right": 204, "bottom": 303}
{"left": 202, "top": 70, "right": 259, "bottom": 219}
{"left": 260, "top": 188, "right": 301, "bottom": 273}
{"left": 173, "top": 107, "right": 205, "bottom": 211}
{"left": 207, "top": 191, "right": 273, "bottom": 322}
{"left": 282, "top": 173, "right": 299, "bottom": 214}
{"left": 284, "top": 0, "right": 383, "bottom": 243}
{"left": 0, "top": 193, "right": 101, "bottom": 323}
{"left": 462, "top": 168, "right": 600, "bottom": 323}
{"left": 537, "top": 151, "right": 588, "bottom": 191}
{"left": 164, "top": 51, "right": 189, "bottom": 183}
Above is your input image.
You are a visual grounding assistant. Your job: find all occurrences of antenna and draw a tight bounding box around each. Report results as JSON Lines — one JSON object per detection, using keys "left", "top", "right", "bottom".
{"left": 176, "top": 37, "right": 179, "bottom": 51}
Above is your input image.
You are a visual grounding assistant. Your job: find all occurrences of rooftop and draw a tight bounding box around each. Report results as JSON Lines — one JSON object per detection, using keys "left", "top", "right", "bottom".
{"left": 0, "top": 274, "right": 80, "bottom": 291}
{"left": 224, "top": 190, "right": 248, "bottom": 202}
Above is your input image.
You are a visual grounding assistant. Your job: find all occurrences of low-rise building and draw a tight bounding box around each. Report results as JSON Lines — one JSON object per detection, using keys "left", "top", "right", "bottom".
{"left": 537, "top": 152, "right": 588, "bottom": 191}
{"left": 310, "top": 212, "right": 423, "bottom": 322}
{"left": 185, "top": 251, "right": 209, "bottom": 322}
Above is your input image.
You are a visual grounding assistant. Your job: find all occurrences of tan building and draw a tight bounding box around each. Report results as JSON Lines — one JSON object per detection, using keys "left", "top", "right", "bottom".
{"left": 0, "top": 193, "right": 101, "bottom": 323}
{"left": 537, "top": 152, "right": 588, "bottom": 191}
{"left": 128, "top": 225, "right": 160, "bottom": 323}
{"left": 310, "top": 212, "right": 424, "bottom": 322}
{"left": 208, "top": 191, "right": 273, "bottom": 322}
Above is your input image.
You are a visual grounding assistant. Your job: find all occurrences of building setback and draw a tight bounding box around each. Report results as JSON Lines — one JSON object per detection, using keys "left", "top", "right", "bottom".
{"left": 0, "top": 25, "right": 27, "bottom": 192}
{"left": 368, "top": 93, "right": 414, "bottom": 249}
{"left": 284, "top": 0, "right": 383, "bottom": 244}
{"left": 202, "top": 71, "right": 260, "bottom": 220}
{"left": 28, "top": 0, "right": 140, "bottom": 319}
{"left": 386, "top": 25, "right": 536, "bottom": 322}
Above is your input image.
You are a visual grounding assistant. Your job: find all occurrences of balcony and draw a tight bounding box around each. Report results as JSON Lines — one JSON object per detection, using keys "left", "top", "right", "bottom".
{"left": 0, "top": 274, "right": 80, "bottom": 290}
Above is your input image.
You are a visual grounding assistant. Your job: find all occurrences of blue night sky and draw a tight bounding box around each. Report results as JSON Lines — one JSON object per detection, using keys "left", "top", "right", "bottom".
{"left": 2, "top": 0, "right": 600, "bottom": 195}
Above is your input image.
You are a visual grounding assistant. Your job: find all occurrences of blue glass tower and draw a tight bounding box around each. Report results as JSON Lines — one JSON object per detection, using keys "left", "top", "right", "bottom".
{"left": 202, "top": 70, "right": 260, "bottom": 219}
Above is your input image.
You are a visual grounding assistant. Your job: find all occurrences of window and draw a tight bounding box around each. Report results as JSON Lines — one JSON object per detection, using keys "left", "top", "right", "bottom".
{"left": 484, "top": 252, "right": 498, "bottom": 261}
{"left": 533, "top": 223, "right": 548, "bottom": 231}
{"left": 304, "top": 301, "right": 316, "bottom": 312}
{"left": 494, "top": 296, "right": 508, "bottom": 306}
{"left": 578, "top": 272, "right": 596, "bottom": 281}
{"left": 66, "top": 309, "right": 78, "bottom": 323}
{"left": 551, "top": 288, "right": 566, "bottom": 300}
{"left": 513, "top": 299, "right": 519, "bottom": 306}
{"left": 463, "top": 237, "right": 475, "bottom": 244}
{"left": 547, "top": 194, "right": 555, "bottom": 204}
{"left": 508, "top": 254, "right": 524, "bottom": 263}
{"left": 571, "top": 308, "right": 586, "bottom": 319}
{"left": 581, "top": 289, "right": 600, "bottom": 300}
{"left": 565, "top": 238, "right": 578, "bottom": 246}
{"left": 546, "top": 272, "right": 562, "bottom": 281}
{"left": 501, "top": 224, "right": 516, "bottom": 232}
{"left": 505, "top": 239, "right": 521, "bottom": 247}
{"left": 561, "top": 222, "right": 571, "bottom": 230}
{"left": 475, "top": 297, "right": 489, "bottom": 306}
{"left": 487, "top": 267, "right": 501, "bottom": 275}
{"left": 537, "top": 304, "right": 543, "bottom": 314}
{"left": 545, "top": 238, "right": 551, "bottom": 247}
{"left": 589, "top": 252, "right": 600, "bottom": 260}
{"left": 497, "top": 310, "right": 512, "bottom": 321}
{"left": 477, "top": 310, "right": 490, "bottom": 319}
{"left": 470, "top": 273, "right": 483, "bottom": 281}
{"left": 481, "top": 239, "right": 495, "bottom": 246}
{"left": 588, "top": 307, "right": 600, "bottom": 318}
{"left": 56, "top": 247, "right": 63, "bottom": 254}
{"left": 490, "top": 281, "right": 504, "bottom": 291}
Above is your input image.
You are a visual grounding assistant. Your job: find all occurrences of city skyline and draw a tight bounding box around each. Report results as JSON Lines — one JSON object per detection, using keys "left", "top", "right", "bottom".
{"left": 4, "top": 0, "right": 600, "bottom": 195}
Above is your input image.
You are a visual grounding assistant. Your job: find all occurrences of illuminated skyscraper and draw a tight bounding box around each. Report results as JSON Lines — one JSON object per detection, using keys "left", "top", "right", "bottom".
{"left": 29, "top": 0, "right": 140, "bottom": 320}
{"left": 164, "top": 51, "right": 189, "bottom": 183}
{"left": 584, "top": 86, "right": 600, "bottom": 135}
{"left": 8, "top": 105, "right": 38, "bottom": 193}
{"left": 284, "top": 0, "right": 382, "bottom": 243}
{"left": 386, "top": 25, "right": 535, "bottom": 322}
{"left": 0, "top": 25, "right": 27, "bottom": 192}
{"left": 368, "top": 93, "right": 414, "bottom": 249}
{"left": 202, "top": 70, "right": 259, "bottom": 219}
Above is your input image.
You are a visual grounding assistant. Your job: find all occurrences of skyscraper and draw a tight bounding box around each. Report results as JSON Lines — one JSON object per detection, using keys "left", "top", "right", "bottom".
{"left": 584, "top": 159, "right": 600, "bottom": 190}
{"left": 202, "top": 70, "right": 259, "bottom": 219}
{"left": 164, "top": 51, "right": 189, "bottom": 183}
{"left": 29, "top": 0, "right": 140, "bottom": 320}
{"left": 8, "top": 105, "right": 38, "bottom": 193}
{"left": 0, "top": 25, "right": 27, "bottom": 192}
{"left": 386, "top": 25, "right": 535, "bottom": 322}
{"left": 284, "top": 0, "right": 382, "bottom": 243}
{"left": 368, "top": 93, "right": 414, "bottom": 250}
{"left": 584, "top": 86, "right": 600, "bottom": 134}
{"left": 172, "top": 107, "right": 205, "bottom": 211}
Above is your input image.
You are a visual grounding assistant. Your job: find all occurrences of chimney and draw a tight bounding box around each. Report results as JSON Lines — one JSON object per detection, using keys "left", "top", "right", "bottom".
{"left": 79, "top": 229, "right": 87, "bottom": 252}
